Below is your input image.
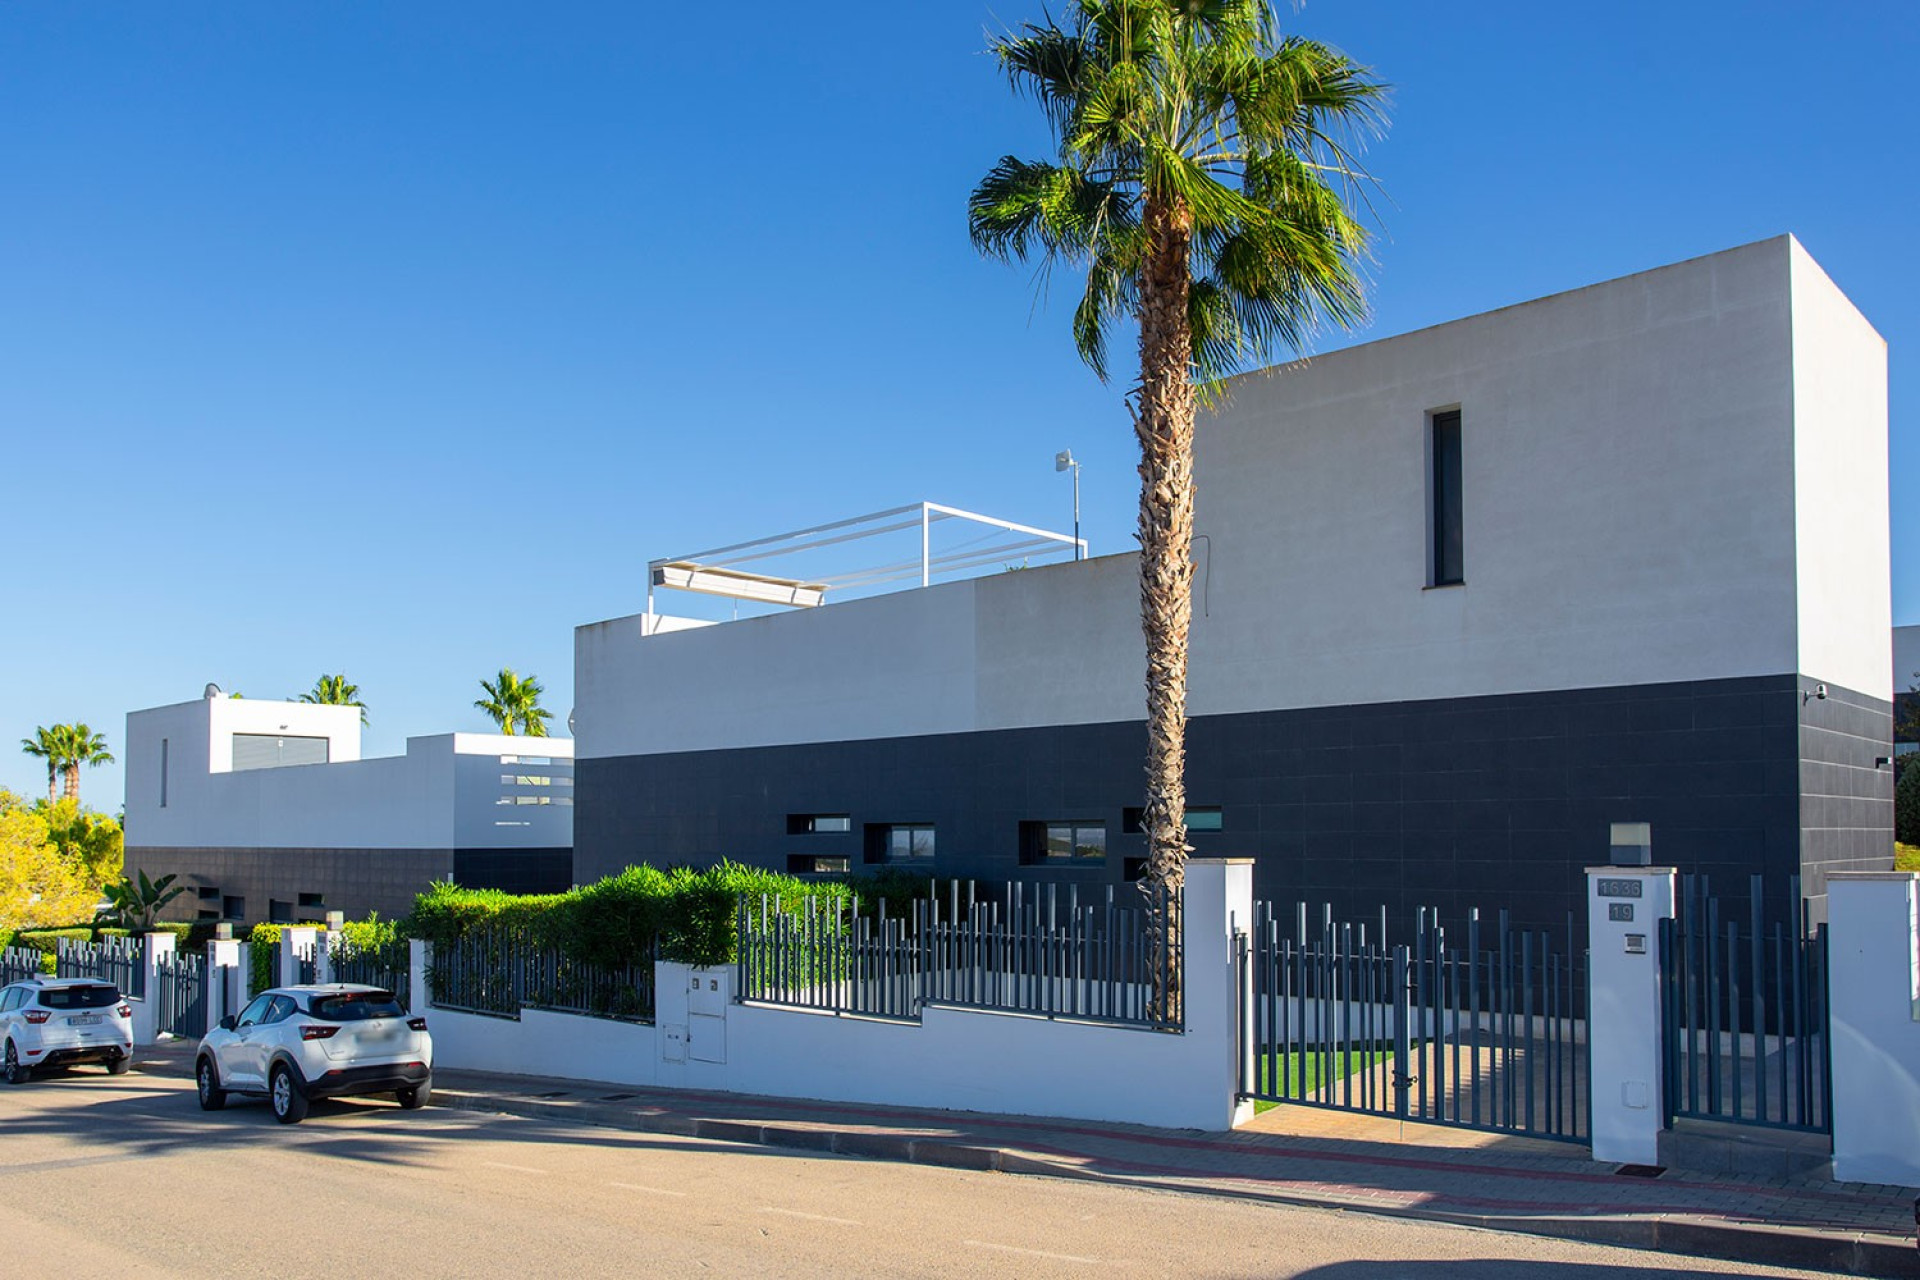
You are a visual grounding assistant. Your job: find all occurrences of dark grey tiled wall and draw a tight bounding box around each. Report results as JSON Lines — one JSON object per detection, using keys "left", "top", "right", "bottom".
{"left": 126, "top": 846, "right": 575, "bottom": 924}
{"left": 577, "top": 673, "right": 1857, "bottom": 939}
{"left": 1797, "top": 681, "right": 1896, "bottom": 913}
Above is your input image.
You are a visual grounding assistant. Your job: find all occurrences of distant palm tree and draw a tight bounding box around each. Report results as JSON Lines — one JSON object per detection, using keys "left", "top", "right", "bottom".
{"left": 20, "top": 726, "right": 65, "bottom": 805}
{"left": 297, "top": 673, "right": 368, "bottom": 724}
{"left": 25, "top": 724, "right": 113, "bottom": 806}
{"left": 475, "top": 668, "right": 552, "bottom": 738}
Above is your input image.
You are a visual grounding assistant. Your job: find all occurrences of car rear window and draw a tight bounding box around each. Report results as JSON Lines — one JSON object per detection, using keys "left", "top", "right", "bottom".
{"left": 39, "top": 985, "right": 121, "bottom": 1010}
{"left": 309, "top": 991, "right": 405, "bottom": 1021}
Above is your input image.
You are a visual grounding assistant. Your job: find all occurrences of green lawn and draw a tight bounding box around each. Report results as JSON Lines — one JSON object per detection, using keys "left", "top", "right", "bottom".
{"left": 1251, "top": 1047, "right": 1385, "bottom": 1113}
{"left": 1898, "top": 842, "right": 1920, "bottom": 873}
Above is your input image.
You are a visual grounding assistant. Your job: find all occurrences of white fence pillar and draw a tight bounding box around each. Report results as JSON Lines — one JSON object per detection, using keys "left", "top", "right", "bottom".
{"left": 235, "top": 942, "right": 253, "bottom": 1003}
{"left": 1828, "top": 871, "right": 1920, "bottom": 1186}
{"left": 278, "top": 927, "right": 317, "bottom": 988}
{"left": 131, "top": 931, "right": 177, "bottom": 1046}
{"left": 205, "top": 939, "right": 242, "bottom": 1029}
{"left": 1585, "top": 865, "right": 1676, "bottom": 1165}
{"left": 316, "top": 929, "right": 341, "bottom": 985}
{"left": 1188, "top": 858, "right": 1257, "bottom": 1131}
{"left": 408, "top": 940, "right": 430, "bottom": 1018}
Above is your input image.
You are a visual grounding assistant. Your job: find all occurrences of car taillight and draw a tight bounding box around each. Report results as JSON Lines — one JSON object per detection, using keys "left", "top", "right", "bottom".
{"left": 407, "top": 1018, "right": 427, "bottom": 1032}
{"left": 23, "top": 1010, "right": 50, "bottom": 1024}
{"left": 116, "top": 1005, "right": 132, "bottom": 1019}
{"left": 299, "top": 1025, "right": 339, "bottom": 1041}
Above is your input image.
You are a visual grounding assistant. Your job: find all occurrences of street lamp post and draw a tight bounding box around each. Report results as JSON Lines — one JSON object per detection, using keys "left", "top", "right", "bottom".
{"left": 1055, "top": 449, "right": 1082, "bottom": 560}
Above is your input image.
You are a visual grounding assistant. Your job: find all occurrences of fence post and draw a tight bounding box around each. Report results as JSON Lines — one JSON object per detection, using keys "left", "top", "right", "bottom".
{"left": 206, "top": 938, "right": 241, "bottom": 1029}
{"left": 1826, "top": 871, "right": 1920, "bottom": 1186}
{"left": 408, "top": 940, "right": 430, "bottom": 1018}
{"left": 235, "top": 942, "right": 253, "bottom": 1004}
{"left": 131, "top": 931, "right": 176, "bottom": 1046}
{"left": 1184, "top": 858, "right": 1257, "bottom": 1130}
{"left": 1586, "top": 862, "right": 1676, "bottom": 1165}
{"left": 279, "top": 926, "right": 316, "bottom": 988}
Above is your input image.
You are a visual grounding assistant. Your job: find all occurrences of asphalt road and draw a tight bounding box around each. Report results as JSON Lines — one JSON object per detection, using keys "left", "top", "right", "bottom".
{"left": 0, "top": 1067, "right": 1839, "bottom": 1279}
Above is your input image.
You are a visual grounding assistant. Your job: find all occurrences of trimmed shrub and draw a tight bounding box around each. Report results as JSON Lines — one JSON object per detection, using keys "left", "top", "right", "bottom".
{"left": 1898, "top": 760, "right": 1920, "bottom": 847}
{"left": 407, "top": 861, "right": 857, "bottom": 970}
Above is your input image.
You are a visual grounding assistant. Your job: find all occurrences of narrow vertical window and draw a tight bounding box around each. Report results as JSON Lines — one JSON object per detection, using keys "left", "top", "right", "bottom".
{"left": 1430, "top": 409, "right": 1464, "bottom": 586}
{"left": 159, "top": 738, "right": 169, "bottom": 807}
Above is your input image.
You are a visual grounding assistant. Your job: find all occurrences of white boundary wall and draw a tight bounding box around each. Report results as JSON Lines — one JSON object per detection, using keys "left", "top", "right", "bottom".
{"left": 413, "top": 860, "right": 1253, "bottom": 1131}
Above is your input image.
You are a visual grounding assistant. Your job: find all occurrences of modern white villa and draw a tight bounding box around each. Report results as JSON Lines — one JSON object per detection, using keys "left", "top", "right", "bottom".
{"left": 123, "top": 693, "right": 573, "bottom": 923}
{"left": 571, "top": 236, "right": 1894, "bottom": 935}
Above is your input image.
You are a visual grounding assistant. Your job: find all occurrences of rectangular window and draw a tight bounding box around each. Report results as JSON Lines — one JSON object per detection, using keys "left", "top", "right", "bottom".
{"left": 1023, "top": 821, "right": 1107, "bottom": 864}
{"left": 222, "top": 896, "right": 246, "bottom": 921}
{"left": 297, "top": 892, "right": 325, "bottom": 909}
{"left": 197, "top": 886, "right": 220, "bottom": 901}
{"left": 231, "top": 733, "right": 330, "bottom": 772}
{"left": 159, "top": 738, "right": 169, "bottom": 807}
{"left": 1429, "top": 408, "right": 1464, "bottom": 586}
{"left": 865, "top": 823, "right": 935, "bottom": 863}
{"left": 786, "top": 854, "right": 851, "bottom": 875}
{"left": 269, "top": 899, "right": 292, "bottom": 924}
{"left": 787, "top": 813, "right": 852, "bottom": 835}
{"left": 1122, "top": 806, "right": 1223, "bottom": 834}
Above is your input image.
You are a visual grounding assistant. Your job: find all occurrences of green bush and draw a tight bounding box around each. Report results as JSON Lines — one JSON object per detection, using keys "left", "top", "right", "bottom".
{"left": 1898, "top": 760, "right": 1920, "bottom": 847}
{"left": 407, "top": 861, "right": 858, "bottom": 969}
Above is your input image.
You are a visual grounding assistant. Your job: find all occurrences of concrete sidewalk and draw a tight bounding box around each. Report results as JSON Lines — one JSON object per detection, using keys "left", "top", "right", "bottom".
{"left": 135, "top": 1041, "right": 1916, "bottom": 1276}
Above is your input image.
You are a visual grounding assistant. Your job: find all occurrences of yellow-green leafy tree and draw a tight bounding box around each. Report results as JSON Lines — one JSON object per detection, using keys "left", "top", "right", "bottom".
{"left": 0, "top": 791, "right": 97, "bottom": 937}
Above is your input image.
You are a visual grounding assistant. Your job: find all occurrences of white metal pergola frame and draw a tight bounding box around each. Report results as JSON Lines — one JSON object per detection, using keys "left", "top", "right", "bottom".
{"left": 646, "top": 501, "right": 1089, "bottom": 614}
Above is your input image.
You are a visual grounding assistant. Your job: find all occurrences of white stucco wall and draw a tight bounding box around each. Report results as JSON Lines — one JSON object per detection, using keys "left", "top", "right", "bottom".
{"left": 418, "top": 861, "right": 1251, "bottom": 1132}
{"left": 1827, "top": 873, "right": 1920, "bottom": 1187}
{"left": 581, "top": 238, "right": 1885, "bottom": 762}
{"left": 1789, "top": 242, "right": 1892, "bottom": 700}
{"left": 125, "top": 698, "right": 573, "bottom": 851}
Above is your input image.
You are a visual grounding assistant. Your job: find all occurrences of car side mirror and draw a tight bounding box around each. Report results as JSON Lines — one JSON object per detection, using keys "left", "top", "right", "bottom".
{"left": 219, "top": 1015, "right": 237, "bottom": 1032}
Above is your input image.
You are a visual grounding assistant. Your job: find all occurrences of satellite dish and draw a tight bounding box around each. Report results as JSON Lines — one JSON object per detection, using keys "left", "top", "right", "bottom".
{"left": 567, "top": 708, "right": 576, "bottom": 735}
{"left": 204, "top": 683, "right": 223, "bottom": 699}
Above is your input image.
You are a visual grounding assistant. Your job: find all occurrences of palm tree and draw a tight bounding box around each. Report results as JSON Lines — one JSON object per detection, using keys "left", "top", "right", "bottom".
{"left": 55, "top": 724, "right": 113, "bottom": 805}
{"left": 475, "top": 668, "right": 552, "bottom": 738}
{"left": 20, "top": 726, "right": 65, "bottom": 805}
{"left": 970, "top": 0, "right": 1385, "bottom": 1018}
{"left": 297, "top": 673, "right": 368, "bottom": 724}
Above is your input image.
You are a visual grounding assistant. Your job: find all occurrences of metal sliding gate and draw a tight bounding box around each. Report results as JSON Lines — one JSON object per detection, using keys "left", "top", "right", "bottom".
{"left": 1659, "top": 875, "right": 1829, "bottom": 1134}
{"left": 1239, "top": 902, "right": 1589, "bottom": 1143}
{"left": 154, "top": 952, "right": 207, "bottom": 1039}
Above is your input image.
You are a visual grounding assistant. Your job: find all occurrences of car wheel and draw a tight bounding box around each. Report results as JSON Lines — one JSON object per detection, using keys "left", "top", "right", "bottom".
{"left": 269, "top": 1064, "right": 308, "bottom": 1124}
{"left": 196, "top": 1058, "right": 227, "bottom": 1111}
{"left": 397, "top": 1078, "right": 431, "bottom": 1110}
{"left": 2, "top": 1040, "right": 28, "bottom": 1086}
{"left": 107, "top": 1053, "right": 132, "bottom": 1076}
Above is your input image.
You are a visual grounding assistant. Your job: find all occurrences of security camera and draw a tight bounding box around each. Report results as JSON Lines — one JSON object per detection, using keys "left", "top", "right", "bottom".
{"left": 1815, "top": 684, "right": 1828, "bottom": 700}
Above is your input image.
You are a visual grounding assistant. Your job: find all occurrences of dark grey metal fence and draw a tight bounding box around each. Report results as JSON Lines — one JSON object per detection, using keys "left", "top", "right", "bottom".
{"left": 154, "top": 952, "right": 206, "bottom": 1038}
{"left": 0, "top": 946, "right": 45, "bottom": 985}
{"left": 736, "top": 881, "right": 1182, "bottom": 1031}
{"left": 1240, "top": 901, "right": 1588, "bottom": 1144}
{"left": 1660, "top": 874, "right": 1829, "bottom": 1134}
{"left": 429, "top": 927, "right": 654, "bottom": 1022}
{"left": 332, "top": 937, "right": 413, "bottom": 1009}
{"left": 56, "top": 936, "right": 143, "bottom": 998}
{"left": 292, "top": 936, "right": 319, "bottom": 986}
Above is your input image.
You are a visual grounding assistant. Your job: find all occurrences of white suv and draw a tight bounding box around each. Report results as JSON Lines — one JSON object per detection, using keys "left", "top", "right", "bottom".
{"left": 195, "top": 984, "right": 432, "bottom": 1124}
{"left": 0, "top": 978, "right": 135, "bottom": 1083}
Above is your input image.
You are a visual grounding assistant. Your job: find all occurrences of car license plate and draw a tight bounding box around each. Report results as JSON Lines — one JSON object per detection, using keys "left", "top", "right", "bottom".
{"left": 70, "top": 1014, "right": 102, "bottom": 1026}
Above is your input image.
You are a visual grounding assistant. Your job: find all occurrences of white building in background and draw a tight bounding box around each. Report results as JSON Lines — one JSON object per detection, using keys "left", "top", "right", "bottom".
{"left": 123, "top": 692, "right": 573, "bottom": 924}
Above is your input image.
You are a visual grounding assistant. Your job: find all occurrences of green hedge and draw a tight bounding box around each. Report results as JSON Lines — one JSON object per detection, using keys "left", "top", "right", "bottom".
{"left": 407, "top": 861, "right": 865, "bottom": 969}
{"left": 246, "top": 916, "right": 402, "bottom": 994}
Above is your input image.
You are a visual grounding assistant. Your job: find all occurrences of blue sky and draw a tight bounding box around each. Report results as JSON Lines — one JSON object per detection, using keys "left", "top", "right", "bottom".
{"left": 2, "top": 2, "right": 1914, "bottom": 809}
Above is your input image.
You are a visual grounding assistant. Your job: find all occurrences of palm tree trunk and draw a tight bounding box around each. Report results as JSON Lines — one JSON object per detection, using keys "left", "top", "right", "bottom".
{"left": 62, "top": 762, "right": 79, "bottom": 804}
{"left": 1135, "top": 194, "right": 1196, "bottom": 1026}
{"left": 45, "top": 763, "right": 57, "bottom": 807}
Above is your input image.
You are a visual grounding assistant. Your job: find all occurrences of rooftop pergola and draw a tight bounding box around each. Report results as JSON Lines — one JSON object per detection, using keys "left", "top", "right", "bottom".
{"left": 646, "top": 501, "right": 1087, "bottom": 615}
